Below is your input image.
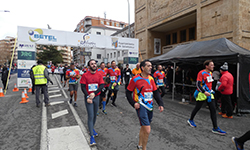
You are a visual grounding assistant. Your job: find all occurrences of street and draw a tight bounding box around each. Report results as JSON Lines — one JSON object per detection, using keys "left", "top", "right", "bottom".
{"left": 0, "top": 74, "right": 249, "bottom": 150}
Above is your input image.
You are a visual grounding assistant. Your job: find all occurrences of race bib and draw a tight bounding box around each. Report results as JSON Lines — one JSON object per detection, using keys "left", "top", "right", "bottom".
{"left": 70, "top": 71, "right": 75, "bottom": 76}
{"left": 110, "top": 76, "right": 116, "bottom": 81}
{"left": 88, "top": 84, "right": 98, "bottom": 91}
{"left": 126, "top": 72, "right": 130, "bottom": 75}
{"left": 207, "top": 76, "right": 214, "bottom": 83}
{"left": 158, "top": 79, "right": 163, "bottom": 83}
{"left": 144, "top": 92, "right": 153, "bottom": 101}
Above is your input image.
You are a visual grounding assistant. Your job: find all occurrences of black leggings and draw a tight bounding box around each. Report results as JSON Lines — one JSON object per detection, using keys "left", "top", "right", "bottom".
{"left": 190, "top": 100, "right": 217, "bottom": 128}
{"left": 106, "top": 90, "right": 118, "bottom": 104}
{"left": 236, "top": 130, "right": 250, "bottom": 146}
{"left": 158, "top": 86, "right": 165, "bottom": 97}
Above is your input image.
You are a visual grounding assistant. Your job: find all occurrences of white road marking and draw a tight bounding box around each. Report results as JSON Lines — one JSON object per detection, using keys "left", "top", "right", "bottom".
{"left": 50, "top": 101, "right": 64, "bottom": 106}
{"left": 54, "top": 75, "right": 95, "bottom": 149}
{"left": 40, "top": 95, "right": 47, "bottom": 150}
{"left": 48, "top": 90, "right": 60, "bottom": 93}
{"left": 48, "top": 85, "right": 58, "bottom": 87}
{"left": 48, "top": 126, "right": 91, "bottom": 150}
{"left": 49, "top": 94, "right": 62, "bottom": 98}
{"left": 51, "top": 109, "right": 69, "bottom": 119}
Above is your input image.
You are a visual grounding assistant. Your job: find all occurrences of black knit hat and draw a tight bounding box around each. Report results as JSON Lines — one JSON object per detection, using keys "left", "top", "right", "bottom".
{"left": 220, "top": 62, "right": 228, "bottom": 71}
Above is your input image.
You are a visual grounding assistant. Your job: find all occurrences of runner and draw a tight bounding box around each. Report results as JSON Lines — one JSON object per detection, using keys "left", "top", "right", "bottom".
{"left": 51, "top": 64, "right": 55, "bottom": 75}
{"left": 187, "top": 60, "right": 226, "bottom": 135}
{"left": 58, "top": 64, "right": 64, "bottom": 84}
{"left": 63, "top": 64, "right": 69, "bottom": 87}
{"left": 123, "top": 64, "right": 132, "bottom": 90}
{"left": 66, "top": 63, "right": 80, "bottom": 107}
{"left": 80, "top": 59, "right": 104, "bottom": 146}
{"left": 106, "top": 60, "right": 121, "bottom": 107}
{"left": 132, "top": 63, "right": 141, "bottom": 77}
{"left": 153, "top": 65, "right": 166, "bottom": 97}
{"left": 232, "top": 130, "right": 250, "bottom": 150}
{"left": 126, "top": 60, "right": 164, "bottom": 150}
{"left": 97, "top": 62, "right": 109, "bottom": 115}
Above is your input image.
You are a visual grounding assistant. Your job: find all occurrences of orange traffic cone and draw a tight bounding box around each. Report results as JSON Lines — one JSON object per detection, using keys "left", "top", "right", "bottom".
{"left": 20, "top": 92, "right": 29, "bottom": 104}
{"left": 28, "top": 84, "right": 32, "bottom": 93}
{"left": 13, "top": 83, "right": 19, "bottom": 92}
{"left": 24, "top": 88, "right": 29, "bottom": 98}
{"left": 0, "top": 87, "right": 4, "bottom": 97}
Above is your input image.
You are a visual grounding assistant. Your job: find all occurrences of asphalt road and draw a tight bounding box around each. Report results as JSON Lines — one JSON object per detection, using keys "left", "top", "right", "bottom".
{"left": 0, "top": 74, "right": 249, "bottom": 150}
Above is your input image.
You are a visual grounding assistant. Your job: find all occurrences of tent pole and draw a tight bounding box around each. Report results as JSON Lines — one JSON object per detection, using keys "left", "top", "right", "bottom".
{"left": 236, "top": 62, "right": 240, "bottom": 114}
{"left": 172, "top": 62, "right": 176, "bottom": 101}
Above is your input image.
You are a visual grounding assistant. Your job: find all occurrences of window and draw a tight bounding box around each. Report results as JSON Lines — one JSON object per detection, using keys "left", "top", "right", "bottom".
{"left": 114, "top": 52, "right": 116, "bottom": 57}
{"left": 96, "top": 32, "right": 101, "bottom": 35}
{"left": 172, "top": 32, "right": 177, "bottom": 44}
{"left": 189, "top": 27, "right": 196, "bottom": 40}
{"left": 107, "top": 54, "right": 109, "bottom": 58}
{"left": 166, "top": 34, "right": 171, "bottom": 45}
{"left": 118, "top": 51, "right": 120, "bottom": 57}
{"left": 97, "top": 54, "right": 101, "bottom": 59}
{"left": 116, "top": 23, "right": 119, "bottom": 27}
{"left": 110, "top": 53, "right": 112, "bottom": 58}
{"left": 106, "top": 22, "right": 109, "bottom": 25}
{"left": 112, "top": 22, "right": 115, "bottom": 26}
{"left": 180, "top": 30, "right": 186, "bottom": 42}
{"left": 101, "top": 21, "right": 104, "bottom": 24}
{"left": 81, "top": 28, "right": 83, "bottom": 31}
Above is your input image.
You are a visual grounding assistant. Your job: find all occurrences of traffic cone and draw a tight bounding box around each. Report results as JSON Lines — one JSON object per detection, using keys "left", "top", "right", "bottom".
{"left": 28, "top": 84, "right": 32, "bottom": 93}
{"left": 13, "top": 83, "right": 19, "bottom": 92}
{"left": 24, "top": 88, "right": 29, "bottom": 99}
{"left": 20, "top": 92, "right": 29, "bottom": 104}
{"left": 0, "top": 87, "right": 4, "bottom": 97}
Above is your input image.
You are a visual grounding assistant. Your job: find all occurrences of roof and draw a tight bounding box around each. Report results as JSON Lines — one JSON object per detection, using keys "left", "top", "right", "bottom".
{"left": 84, "top": 24, "right": 121, "bottom": 33}
{"left": 149, "top": 38, "right": 250, "bottom": 64}
{"left": 111, "top": 23, "right": 134, "bottom": 36}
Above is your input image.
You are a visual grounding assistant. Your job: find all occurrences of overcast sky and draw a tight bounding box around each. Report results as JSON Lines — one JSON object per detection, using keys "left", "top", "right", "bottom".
{"left": 0, "top": 0, "right": 135, "bottom": 40}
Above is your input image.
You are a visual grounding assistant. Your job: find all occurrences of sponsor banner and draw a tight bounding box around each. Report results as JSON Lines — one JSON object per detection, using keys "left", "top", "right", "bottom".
{"left": 18, "top": 51, "right": 36, "bottom": 60}
{"left": 17, "top": 78, "right": 32, "bottom": 87}
{"left": 128, "top": 51, "right": 138, "bottom": 57}
{"left": 154, "top": 38, "right": 161, "bottom": 54}
{"left": 18, "top": 26, "right": 139, "bottom": 51}
{"left": 18, "top": 69, "right": 30, "bottom": 78}
{"left": 17, "top": 60, "right": 36, "bottom": 69}
{"left": 17, "top": 41, "right": 36, "bottom": 51}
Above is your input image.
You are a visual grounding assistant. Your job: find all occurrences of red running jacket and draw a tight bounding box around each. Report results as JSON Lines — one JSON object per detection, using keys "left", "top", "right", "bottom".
{"left": 218, "top": 71, "right": 234, "bottom": 95}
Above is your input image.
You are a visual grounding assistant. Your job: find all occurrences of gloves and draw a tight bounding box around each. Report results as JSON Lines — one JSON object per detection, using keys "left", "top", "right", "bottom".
{"left": 50, "top": 81, "right": 53, "bottom": 85}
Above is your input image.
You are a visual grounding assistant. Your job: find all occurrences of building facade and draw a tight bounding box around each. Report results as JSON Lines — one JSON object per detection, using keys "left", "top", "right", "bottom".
{"left": 0, "top": 36, "right": 17, "bottom": 66}
{"left": 57, "top": 46, "right": 72, "bottom": 65}
{"left": 135, "top": 0, "right": 250, "bottom": 60}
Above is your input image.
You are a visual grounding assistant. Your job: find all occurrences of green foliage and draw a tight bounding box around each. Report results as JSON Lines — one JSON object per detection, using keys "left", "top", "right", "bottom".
{"left": 36, "top": 45, "right": 63, "bottom": 65}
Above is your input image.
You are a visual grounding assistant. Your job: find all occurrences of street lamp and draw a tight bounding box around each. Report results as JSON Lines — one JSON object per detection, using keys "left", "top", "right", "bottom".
{"left": 127, "top": 0, "right": 131, "bottom": 38}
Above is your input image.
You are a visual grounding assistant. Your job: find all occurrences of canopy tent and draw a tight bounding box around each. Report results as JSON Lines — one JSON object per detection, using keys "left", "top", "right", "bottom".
{"left": 149, "top": 38, "right": 250, "bottom": 113}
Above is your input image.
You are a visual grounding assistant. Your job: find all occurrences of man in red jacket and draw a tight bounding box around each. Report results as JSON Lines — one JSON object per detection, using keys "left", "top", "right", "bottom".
{"left": 218, "top": 62, "right": 234, "bottom": 118}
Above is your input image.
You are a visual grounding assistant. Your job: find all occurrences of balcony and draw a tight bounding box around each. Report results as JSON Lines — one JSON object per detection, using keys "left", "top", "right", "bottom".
{"left": 84, "top": 20, "right": 92, "bottom": 28}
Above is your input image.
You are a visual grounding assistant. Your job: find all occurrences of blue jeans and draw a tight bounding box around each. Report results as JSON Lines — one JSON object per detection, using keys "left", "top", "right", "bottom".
{"left": 84, "top": 95, "right": 100, "bottom": 136}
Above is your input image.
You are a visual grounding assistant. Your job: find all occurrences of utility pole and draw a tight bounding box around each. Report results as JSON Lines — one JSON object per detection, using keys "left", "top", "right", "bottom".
{"left": 127, "top": 0, "right": 131, "bottom": 38}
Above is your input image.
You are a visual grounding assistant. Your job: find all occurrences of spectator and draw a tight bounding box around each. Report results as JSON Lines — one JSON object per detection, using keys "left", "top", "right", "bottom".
{"left": 1, "top": 66, "right": 9, "bottom": 90}
{"left": 132, "top": 63, "right": 141, "bottom": 77}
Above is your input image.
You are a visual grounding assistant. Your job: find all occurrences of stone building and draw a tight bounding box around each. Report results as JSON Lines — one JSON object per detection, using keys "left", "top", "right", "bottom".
{"left": 135, "top": 0, "right": 250, "bottom": 60}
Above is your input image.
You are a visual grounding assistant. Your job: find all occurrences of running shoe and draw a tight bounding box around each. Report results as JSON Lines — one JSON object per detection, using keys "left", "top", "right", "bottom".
{"left": 212, "top": 127, "right": 226, "bottom": 135}
{"left": 69, "top": 99, "right": 72, "bottom": 104}
{"left": 90, "top": 136, "right": 96, "bottom": 146}
{"left": 93, "top": 129, "right": 98, "bottom": 137}
{"left": 102, "top": 110, "right": 107, "bottom": 115}
{"left": 111, "top": 103, "right": 117, "bottom": 107}
{"left": 97, "top": 112, "right": 99, "bottom": 116}
{"left": 222, "top": 114, "right": 233, "bottom": 119}
{"left": 73, "top": 103, "right": 78, "bottom": 107}
{"left": 218, "top": 112, "right": 226, "bottom": 115}
{"left": 137, "top": 145, "right": 143, "bottom": 150}
{"left": 231, "top": 137, "right": 244, "bottom": 150}
{"left": 187, "top": 119, "right": 197, "bottom": 128}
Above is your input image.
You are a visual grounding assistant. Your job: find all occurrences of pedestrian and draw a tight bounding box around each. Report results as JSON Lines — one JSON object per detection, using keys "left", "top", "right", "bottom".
{"left": 166, "top": 66, "right": 173, "bottom": 92}
{"left": 232, "top": 130, "right": 250, "bottom": 150}
{"left": 187, "top": 60, "right": 226, "bottom": 135}
{"left": 63, "top": 64, "right": 69, "bottom": 87}
{"left": 1, "top": 66, "right": 9, "bottom": 90}
{"left": 51, "top": 64, "right": 55, "bottom": 75}
{"left": 126, "top": 60, "right": 164, "bottom": 150}
{"left": 97, "top": 62, "right": 109, "bottom": 115}
{"left": 120, "top": 66, "right": 123, "bottom": 85}
{"left": 66, "top": 63, "right": 80, "bottom": 107}
{"left": 106, "top": 60, "right": 121, "bottom": 107}
{"left": 80, "top": 59, "right": 104, "bottom": 146}
{"left": 32, "top": 60, "right": 53, "bottom": 108}
{"left": 58, "top": 64, "right": 64, "bottom": 84}
{"left": 153, "top": 65, "right": 166, "bottom": 97}
{"left": 123, "top": 64, "right": 132, "bottom": 90}
{"left": 29, "top": 65, "right": 36, "bottom": 94}
{"left": 132, "top": 63, "right": 141, "bottom": 77}
{"left": 218, "top": 62, "right": 234, "bottom": 118}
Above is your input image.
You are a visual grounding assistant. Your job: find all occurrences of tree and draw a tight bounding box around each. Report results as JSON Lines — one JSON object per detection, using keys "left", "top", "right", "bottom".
{"left": 37, "top": 45, "right": 63, "bottom": 65}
